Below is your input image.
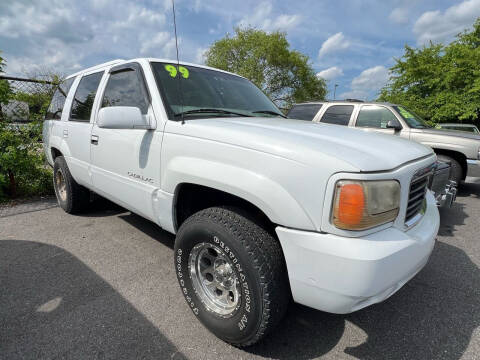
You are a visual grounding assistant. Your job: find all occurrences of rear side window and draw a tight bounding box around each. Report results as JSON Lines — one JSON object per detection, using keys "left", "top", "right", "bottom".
{"left": 70, "top": 72, "right": 104, "bottom": 122}
{"left": 287, "top": 104, "right": 323, "bottom": 121}
{"left": 356, "top": 105, "right": 398, "bottom": 128}
{"left": 320, "top": 105, "right": 354, "bottom": 126}
{"left": 45, "top": 77, "right": 75, "bottom": 120}
{"left": 102, "top": 68, "right": 149, "bottom": 114}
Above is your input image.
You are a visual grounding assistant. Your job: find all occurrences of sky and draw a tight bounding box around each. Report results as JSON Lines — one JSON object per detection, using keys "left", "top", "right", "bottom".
{"left": 1, "top": 0, "right": 480, "bottom": 100}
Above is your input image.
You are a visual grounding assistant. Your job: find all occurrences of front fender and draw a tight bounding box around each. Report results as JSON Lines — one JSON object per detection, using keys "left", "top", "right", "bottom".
{"left": 162, "top": 156, "right": 316, "bottom": 230}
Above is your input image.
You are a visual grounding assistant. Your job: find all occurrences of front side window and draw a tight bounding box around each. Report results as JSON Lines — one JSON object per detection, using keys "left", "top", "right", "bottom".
{"left": 320, "top": 105, "right": 354, "bottom": 126}
{"left": 151, "top": 62, "right": 284, "bottom": 120}
{"left": 102, "top": 68, "right": 149, "bottom": 114}
{"left": 70, "top": 72, "right": 103, "bottom": 122}
{"left": 287, "top": 104, "right": 322, "bottom": 121}
{"left": 356, "top": 105, "right": 398, "bottom": 128}
{"left": 45, "top": 77, "right": 75, "bottom": 120}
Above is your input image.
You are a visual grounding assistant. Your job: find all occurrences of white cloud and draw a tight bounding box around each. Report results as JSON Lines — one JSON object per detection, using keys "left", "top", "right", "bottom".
{"left": 318, "top": 32, "right": 350, "bottom": 58}
{"left": 413, "top": 0, "right": 480, "bottom": 45}
{"left": 389, "top": 7, "right": 409, "bottom": 24}
{"left": 273, "top": 14, "right": 302, "bottom": 31}
{"left": 237, "top": 2, "right": 301, "bottom": 32}
{"left": 341, "top": 65, "right": 389, "bottom": 100}
{"left": 194, "top": 47, "right": 208, "bottom": 64}
{"left": 351, "top": 65, "right": 389, "bottom": 90}
{"left": 140, "top": 32, "right": 177, "bottom": 58}
{"left": 0, "top": 0, "right": 205, "bottom": 76}
{"left": 316, "top": 66, "right": 343, "bottom": 81}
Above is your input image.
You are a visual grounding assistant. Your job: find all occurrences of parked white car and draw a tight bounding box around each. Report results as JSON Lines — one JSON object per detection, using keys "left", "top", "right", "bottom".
{"left": 43, "top": 58, "right": 440, "bottom": 346}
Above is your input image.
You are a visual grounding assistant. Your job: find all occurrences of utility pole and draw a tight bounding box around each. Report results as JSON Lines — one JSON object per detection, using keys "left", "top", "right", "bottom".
{"left": 334, "top": 84, "right": 338, "bottom": 100}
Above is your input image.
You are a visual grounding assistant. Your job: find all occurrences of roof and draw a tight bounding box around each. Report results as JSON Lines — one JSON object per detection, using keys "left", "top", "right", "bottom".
{"left": 65, "top": 57, "right": 245, "bottom": 80}
{"left": 66, "top": 59, "right": 124, "bottom": 79}
{"left": 292, "top": 100, "right": 397, "bottom": 106}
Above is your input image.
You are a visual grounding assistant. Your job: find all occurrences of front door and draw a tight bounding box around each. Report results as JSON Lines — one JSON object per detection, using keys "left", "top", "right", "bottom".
{"left": 353, "top": 104, "right": 408, "bottom": 138}
{"left": 90, "top": 63, "right": 162, "bottom": 221}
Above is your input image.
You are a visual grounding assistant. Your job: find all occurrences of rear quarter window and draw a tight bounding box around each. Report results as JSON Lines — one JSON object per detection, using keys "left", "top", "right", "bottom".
{"left": 287, "top": 104, "right": 323, "bottom": 121}
{"left": 45, "top": 77, "right": 75, "bottom": 120}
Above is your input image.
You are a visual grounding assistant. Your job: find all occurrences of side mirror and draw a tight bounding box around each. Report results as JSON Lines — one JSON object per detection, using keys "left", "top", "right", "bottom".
{"left": 386, "top": 119, "right": 402, "bottom": 131}
{"left": 97, "top": 106, "right": 154, "bottom": 129}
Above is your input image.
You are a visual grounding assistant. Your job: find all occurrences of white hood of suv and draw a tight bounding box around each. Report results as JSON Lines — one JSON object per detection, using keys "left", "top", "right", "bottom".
{"left": 168, "top": 117, "right": 433, "bottom": 172}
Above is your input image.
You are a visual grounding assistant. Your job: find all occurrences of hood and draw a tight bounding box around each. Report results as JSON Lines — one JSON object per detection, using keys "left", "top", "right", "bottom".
{"left": 412, "top": 128, "right": 480, "bottom": 140}
{"left": 171, "top": 117, "right": 434, "bottom": 172}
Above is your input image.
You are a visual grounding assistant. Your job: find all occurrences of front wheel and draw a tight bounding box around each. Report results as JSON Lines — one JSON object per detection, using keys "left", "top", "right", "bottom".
{"left": 174, "top": 207, "right": 289, "bottom": 347}
{"left": 437, "top": 155, "right": 463, "bottom": 184}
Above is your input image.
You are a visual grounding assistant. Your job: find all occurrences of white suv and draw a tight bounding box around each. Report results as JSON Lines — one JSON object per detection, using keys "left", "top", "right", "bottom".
{"left": 43, "top": 58, "right": 440, "bottom": 346}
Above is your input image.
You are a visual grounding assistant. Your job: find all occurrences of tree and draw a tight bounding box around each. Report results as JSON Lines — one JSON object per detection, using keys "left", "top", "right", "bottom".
{"left": 205, "top": 28, "right": 327, "bottom": 110}
{"left": 379, "top": 18, "right": 480, "bottom": 125}
{"left": 0, "top": 52, "right": 12, "bottom": 110}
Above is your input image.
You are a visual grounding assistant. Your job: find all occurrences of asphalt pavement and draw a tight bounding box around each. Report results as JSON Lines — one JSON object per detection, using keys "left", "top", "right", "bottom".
{"left": 1, "top": 179, "right": 479, "bottom": 359}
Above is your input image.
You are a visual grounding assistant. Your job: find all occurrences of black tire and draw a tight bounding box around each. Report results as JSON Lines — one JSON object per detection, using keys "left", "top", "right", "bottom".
{"left": 437, "top": 155, "right": 463, "bottom": 184}
{"left": 53, "top": 156, "right": 90, "bottom": 214}
{"left": 174, "top": 207, "right": 289, "bottom": 347}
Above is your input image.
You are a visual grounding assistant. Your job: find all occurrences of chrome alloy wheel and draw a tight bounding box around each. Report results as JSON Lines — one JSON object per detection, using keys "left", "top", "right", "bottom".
{"left": 189, "top": 242, "right": 241, "bottom": 316}
{"left": 55, "top": 169, "right": 67, "bottom": 202}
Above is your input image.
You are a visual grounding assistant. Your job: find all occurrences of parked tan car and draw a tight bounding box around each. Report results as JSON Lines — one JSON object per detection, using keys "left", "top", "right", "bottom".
{"left": 287, "top": 101, "right": 480, "bottom": 185}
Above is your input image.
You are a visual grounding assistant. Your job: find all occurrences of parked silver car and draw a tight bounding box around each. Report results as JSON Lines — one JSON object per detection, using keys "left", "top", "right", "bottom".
{"left": 287, "top": 101, "right": 480, "bottom": 185}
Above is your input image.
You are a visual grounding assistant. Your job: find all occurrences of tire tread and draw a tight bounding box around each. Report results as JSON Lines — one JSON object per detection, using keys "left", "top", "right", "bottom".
{"left": 179, "top": 206, "right": 289, "bottom": 347}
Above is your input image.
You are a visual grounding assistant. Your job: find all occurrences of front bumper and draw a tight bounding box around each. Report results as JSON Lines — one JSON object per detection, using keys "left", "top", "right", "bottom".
{"left": 467, "top": 159, "right": 480, "bottom": 178}
{"left": 276, "top": 191, "right": 440, "bottom": 314}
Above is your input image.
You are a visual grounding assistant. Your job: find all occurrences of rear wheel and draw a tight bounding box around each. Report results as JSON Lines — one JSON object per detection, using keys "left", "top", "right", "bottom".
{"left": 53, "top": 156, "right": 89, "bottom": 213}
{"left": 174, "top": 207, "right": 289, "bottom": 346}
{"left": 437, "top": 155, "right": 462, "bottom": 184}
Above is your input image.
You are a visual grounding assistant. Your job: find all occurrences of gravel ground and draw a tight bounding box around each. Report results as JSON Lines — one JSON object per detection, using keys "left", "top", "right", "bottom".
{"left": 1, "top": 180, "right": 479, "bottom": 360}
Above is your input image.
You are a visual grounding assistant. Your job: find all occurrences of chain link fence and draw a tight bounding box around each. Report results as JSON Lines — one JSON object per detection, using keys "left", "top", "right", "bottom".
{"left": 0, "top": 75, "right": 57, "bottom": 123}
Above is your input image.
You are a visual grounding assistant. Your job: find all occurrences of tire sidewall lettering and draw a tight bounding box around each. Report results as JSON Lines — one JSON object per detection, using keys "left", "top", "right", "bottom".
{"left": 176, "top": 234, "right": 253, "bottom": 330}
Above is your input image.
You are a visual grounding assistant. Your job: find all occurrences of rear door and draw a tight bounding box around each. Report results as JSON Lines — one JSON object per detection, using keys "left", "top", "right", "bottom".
{"left": 43, "top": 77, "right": 75, "bottom": 164}
{"left": 64, "top": 71, "right": 104, "bottom": 186}
{"left": 318, "top": 104, "right": 355, "bottom": 126}
{"left": 287, "top": 104, "right": 323, "bottom": 121}
{"left": 90, "top": 62, "right": 162, "bottom": 221}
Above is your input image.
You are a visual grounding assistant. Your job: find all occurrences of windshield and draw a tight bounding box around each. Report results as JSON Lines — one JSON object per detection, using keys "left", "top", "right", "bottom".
{"left": 151, "top": 62, "right": 284, "bottom": 120}
{"left": 393, "top": 106, "right": 431, "bottom": 129}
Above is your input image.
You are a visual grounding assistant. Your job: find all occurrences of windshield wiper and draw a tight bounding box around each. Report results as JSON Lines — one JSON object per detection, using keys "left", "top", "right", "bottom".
{"left": 252, "top": 110, "right": 286, "bottom": 118}
{"left": 174, "top": 108, "right": 253, "bottom": 118}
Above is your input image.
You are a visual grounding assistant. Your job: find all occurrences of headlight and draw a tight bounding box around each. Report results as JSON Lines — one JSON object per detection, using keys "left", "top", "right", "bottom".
{"left": 332, "top": 180, "right": 400, "bottom": 230}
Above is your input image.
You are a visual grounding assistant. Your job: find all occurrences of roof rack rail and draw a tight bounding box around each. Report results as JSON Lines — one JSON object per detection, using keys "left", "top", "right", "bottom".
{"left": 344, "top": 98, "right": 364, "bottom": 102}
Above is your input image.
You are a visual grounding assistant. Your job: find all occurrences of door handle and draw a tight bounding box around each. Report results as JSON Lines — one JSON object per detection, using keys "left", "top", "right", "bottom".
{"left": 91, "top": 135, "right": 99, "bottom": 145}
{"left": 63, "top": 129, "right": 68, "bottom": 137}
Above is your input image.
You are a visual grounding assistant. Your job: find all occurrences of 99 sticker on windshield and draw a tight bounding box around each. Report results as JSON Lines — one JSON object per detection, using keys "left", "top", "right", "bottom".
{"left": 164, "top": 64, "right": 189, "bottom": 78}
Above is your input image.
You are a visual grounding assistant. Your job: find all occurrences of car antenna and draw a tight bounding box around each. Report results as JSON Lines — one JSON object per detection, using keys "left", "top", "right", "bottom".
{"left": 171, "top": 0, "right": 185, "bottom": 124}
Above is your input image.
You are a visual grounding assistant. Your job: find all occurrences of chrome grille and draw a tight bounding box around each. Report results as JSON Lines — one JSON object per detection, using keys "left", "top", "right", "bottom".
{"left": 405, "top": 171, "right": 431, "bottom": 224}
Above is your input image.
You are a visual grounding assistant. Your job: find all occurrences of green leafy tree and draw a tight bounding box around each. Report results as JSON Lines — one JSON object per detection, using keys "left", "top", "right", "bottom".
{"left": 379, "top": 18, "right": 480, "bottom": 125}
{"left": 205, "top": 28, "right": 327, "bottom": 110}
{"left": 0, "top": 52, "right": 12, "bottom": 112}
{"left": 0, "top": 120, "right": 52, "bottom": 199}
